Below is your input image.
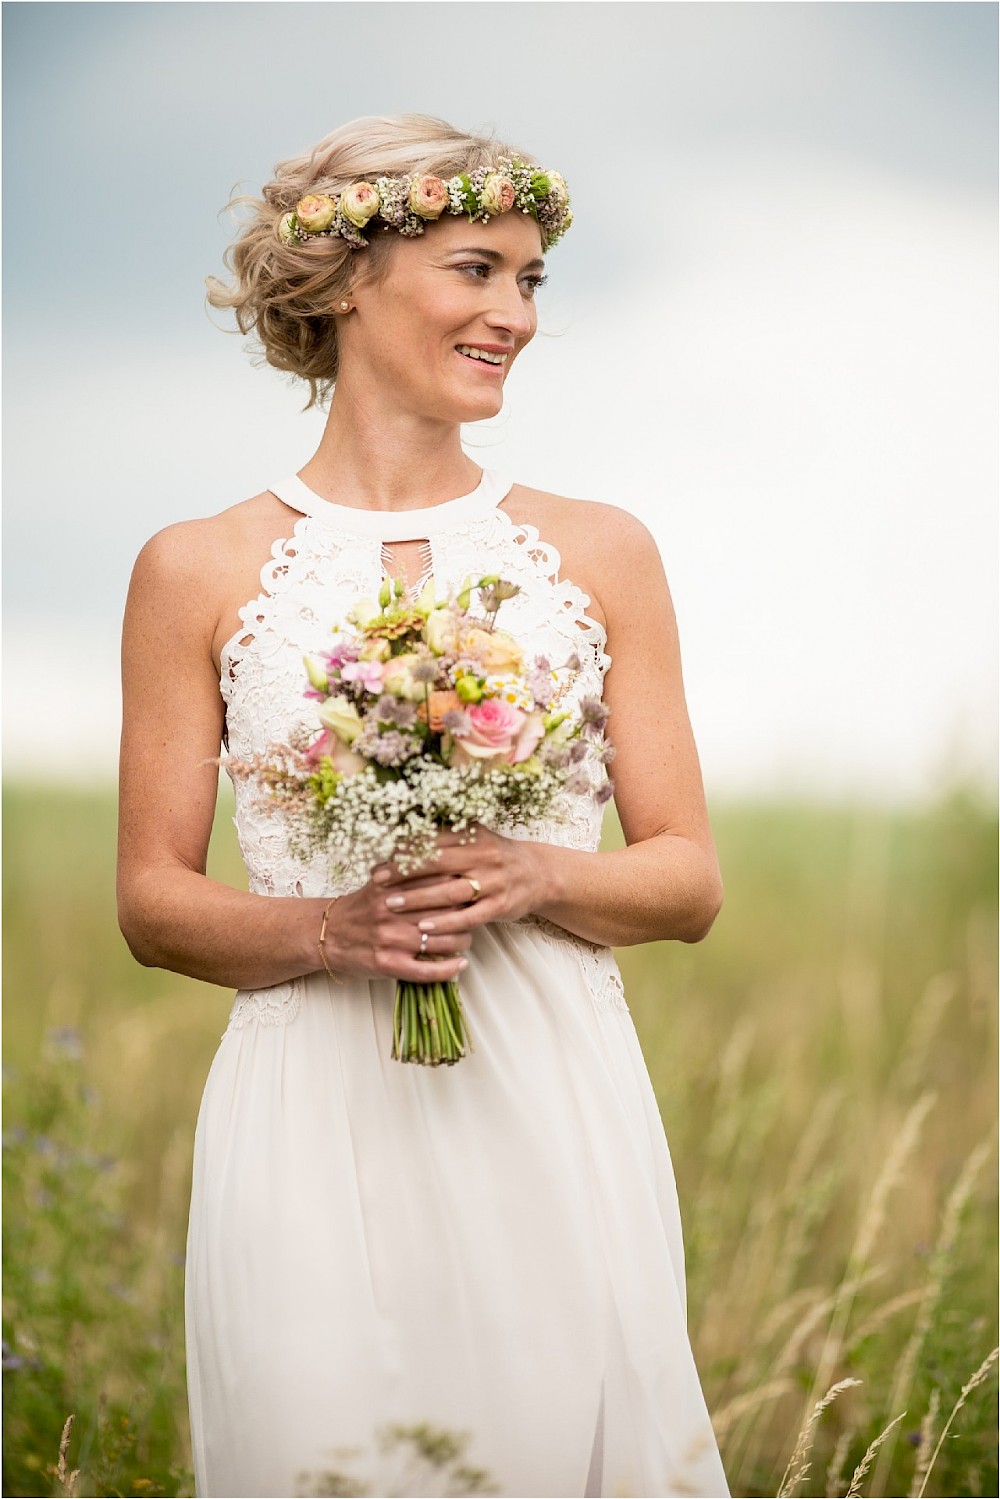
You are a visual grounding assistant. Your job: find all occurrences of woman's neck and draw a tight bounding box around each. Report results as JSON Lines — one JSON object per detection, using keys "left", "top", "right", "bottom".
{"left": 298, "top": 388, "right": 482, "bottom": 513}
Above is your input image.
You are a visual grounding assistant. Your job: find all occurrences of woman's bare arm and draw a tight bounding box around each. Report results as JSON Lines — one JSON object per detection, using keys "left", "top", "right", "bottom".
{"left": 531, "top": 503, "right": 723, "bottom": 944}
{"left": 372, "top": 504, "right": 723, "bottom": 949}
{"left": 117, "top": 520, "right": 471, "bottom": 991}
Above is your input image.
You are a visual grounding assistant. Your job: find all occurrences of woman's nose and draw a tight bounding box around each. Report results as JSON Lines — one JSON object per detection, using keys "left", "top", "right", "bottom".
{"left": 484, "top": 278, "right": 536, "bottom": 339}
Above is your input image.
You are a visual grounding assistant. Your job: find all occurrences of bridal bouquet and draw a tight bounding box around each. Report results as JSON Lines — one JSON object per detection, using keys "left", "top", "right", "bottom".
{"left": 228, "top": 573, "right": 614, "bottom": 1066}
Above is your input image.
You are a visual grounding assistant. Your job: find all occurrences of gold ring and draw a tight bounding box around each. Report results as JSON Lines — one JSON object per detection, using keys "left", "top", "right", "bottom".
{"left": 466, "top": 877, "right": 482, "bottom": 903}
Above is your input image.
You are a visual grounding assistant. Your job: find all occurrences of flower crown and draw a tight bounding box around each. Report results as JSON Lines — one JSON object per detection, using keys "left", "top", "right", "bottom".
{"left": 277, "top": 157, "right": 572, "bottom": 253}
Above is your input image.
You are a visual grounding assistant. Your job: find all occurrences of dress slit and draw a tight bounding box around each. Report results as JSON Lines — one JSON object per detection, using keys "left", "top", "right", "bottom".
{"left": 584, "top": 1381, "right": 606, "bottom": 1497}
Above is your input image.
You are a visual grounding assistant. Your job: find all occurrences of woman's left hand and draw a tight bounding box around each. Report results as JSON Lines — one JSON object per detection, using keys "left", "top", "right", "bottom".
{"left": 372, "top": 827, "right": 550, "bottom": 939}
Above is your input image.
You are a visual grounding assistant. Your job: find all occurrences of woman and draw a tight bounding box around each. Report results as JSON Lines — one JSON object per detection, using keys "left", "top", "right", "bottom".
{"left": 118, "top": 114, "right": 729, "bottom": 1499}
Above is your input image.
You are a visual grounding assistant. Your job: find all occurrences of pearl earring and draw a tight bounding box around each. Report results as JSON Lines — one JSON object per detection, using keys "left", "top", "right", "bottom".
{"left": 339, "top": 300, "right": 350, "bottom": 311}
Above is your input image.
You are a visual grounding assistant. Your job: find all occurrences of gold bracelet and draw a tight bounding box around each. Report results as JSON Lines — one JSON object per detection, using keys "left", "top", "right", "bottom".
{"left": 318, "top": 898, "right": 345, "bottom": 985}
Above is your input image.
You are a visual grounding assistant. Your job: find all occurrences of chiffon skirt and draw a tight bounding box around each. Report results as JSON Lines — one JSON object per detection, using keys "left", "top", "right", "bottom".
{"left": 185, "top": 919, "right": 729, "bottom": 1497}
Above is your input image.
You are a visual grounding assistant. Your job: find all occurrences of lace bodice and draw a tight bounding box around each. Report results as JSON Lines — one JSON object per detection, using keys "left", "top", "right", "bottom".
{"left": 221, "top": 468, "right": 611, "bottom": 899}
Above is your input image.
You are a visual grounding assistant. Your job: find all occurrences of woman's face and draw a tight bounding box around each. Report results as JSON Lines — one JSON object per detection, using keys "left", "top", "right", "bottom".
{"left": 340, "top": 210, "right": 546, "bottom": 424}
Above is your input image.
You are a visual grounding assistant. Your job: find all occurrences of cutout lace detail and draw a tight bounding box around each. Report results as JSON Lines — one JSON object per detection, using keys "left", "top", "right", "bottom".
{"left": 225, "top": 980, "right": 300, "bottom": 1035}
{"left": 220, "top": 506, "right": 612, "bottom": 901}
{"left": 519, "top": 916, "right": 629, "bottom": 1013}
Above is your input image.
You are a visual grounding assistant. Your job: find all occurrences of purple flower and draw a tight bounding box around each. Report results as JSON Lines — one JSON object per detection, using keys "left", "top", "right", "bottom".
{"left": 46, "top": 1027, "right": 83, "bottom": 1060}
{"left": 579, "top": 697, "right": 610, "bottom": 727}
{"left": 568, "top": 740, "right": 589, "bottom": 764}
{"left": 324, "top": 642, "right": 359, "bottom": 671}
{"left": 528, "top": 660, "right": 553, "bottom": 704}
{"left": 595, "top": 780, "right": 615, "bottom": 805}
{"left": 356, "top": 725, "right": 422, "bottom": 768}
{"left": 441, "top": 709, "right": 472, "bottom": 735}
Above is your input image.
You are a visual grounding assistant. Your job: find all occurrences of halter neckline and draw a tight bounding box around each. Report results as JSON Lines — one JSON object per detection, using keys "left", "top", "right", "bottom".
{"left": 268, "top": 468, "right": 513, "bottom": 541}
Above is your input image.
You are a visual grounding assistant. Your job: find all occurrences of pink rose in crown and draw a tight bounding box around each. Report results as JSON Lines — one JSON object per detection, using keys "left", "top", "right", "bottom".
{"left": 340, "top": 182, "right": 380, "bottom": 228}
{"left": 449, "top": 698, "right": 524, "bottom": 766}
{"left": 408, "top": 174, "right": 450, "bottom": 220}
{"left": 480, "top": 174, "right": 516, "bottom": 216}
{"left": 295, "top": 194, "right": 337, "bottom": 233}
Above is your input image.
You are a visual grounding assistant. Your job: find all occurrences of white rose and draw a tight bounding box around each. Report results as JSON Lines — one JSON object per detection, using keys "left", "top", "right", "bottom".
{"left": 318, "top": 695, "right": 363, "bottom": 744}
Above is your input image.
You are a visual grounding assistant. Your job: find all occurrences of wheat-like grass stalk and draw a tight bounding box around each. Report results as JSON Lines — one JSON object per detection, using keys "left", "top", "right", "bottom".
{"left": 896, "top": 972, "right": 956, "bottom": 1093}
{"left": 908, "top": 1387, "right": 941, "bottom": 1499}
{"left": 913, "top": 1348, "right": 999, "bottom": 1499}
{"left": 870, "top": 1137, "right": 991, "bottom": 1492}
{"left": 55, "top": 1414, "right": 79, "bottom": 1497}
{"left": 711, "top": 1378, "right": 797, "bottom": 1438}
{"left": 847, "top": 1288, "right": 925, "bottom": 1351}
{"left": 805, "top": 1092, "right": 935, "bottom": 1411}
{"left": 844, "top": 1409, "right": 906, "bottom": 1497}
{"left": 776, "top": 1378, "right": 861, "bottom": 1498}
{"left": 823, "top": 1426, "right": 854, "bottom": 1498}
{"left": 776, "top": 1270, "right": 883, "bottom": 1379}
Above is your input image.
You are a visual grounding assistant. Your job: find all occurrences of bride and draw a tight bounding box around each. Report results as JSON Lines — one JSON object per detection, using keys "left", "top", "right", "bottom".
{"left": 117, "top": 113, "right": 729, "bottom": 1499}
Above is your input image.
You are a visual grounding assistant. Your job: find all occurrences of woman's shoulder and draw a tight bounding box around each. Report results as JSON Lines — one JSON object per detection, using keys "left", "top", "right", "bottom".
{"left": 130, "top": 491, "right": 290, "bottom": 585}
{"left": 505, "top": 482, "right": 660, "bottom": 570}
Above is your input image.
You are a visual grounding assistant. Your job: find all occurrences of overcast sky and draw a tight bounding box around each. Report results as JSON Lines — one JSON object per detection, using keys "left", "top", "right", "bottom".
{"left": 3, "top": 1, "right": 997, "bottom": 799}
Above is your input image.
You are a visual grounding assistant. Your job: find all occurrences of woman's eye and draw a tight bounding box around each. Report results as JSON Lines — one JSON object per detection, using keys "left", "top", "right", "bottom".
{"left": 522, "top": 274, "right": 549, "bottom": 297}
{"left": 459, "top": 263, "right": 491, "bottom": 279}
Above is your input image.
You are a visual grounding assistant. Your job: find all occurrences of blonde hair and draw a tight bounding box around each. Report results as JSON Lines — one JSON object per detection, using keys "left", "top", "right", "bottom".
{"left": 207, "top": 114, "right": 539, "bottom": 409}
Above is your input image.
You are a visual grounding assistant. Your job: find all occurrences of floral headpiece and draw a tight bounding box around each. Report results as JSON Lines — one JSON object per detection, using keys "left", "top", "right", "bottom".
{"left": 277, "top": 157, "right": 572, "bottom": 253}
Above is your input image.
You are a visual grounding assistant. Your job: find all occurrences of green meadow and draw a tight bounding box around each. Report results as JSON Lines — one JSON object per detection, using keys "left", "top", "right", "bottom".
{"left": 3, "top": 783, "right": 997, "bottom": 1498}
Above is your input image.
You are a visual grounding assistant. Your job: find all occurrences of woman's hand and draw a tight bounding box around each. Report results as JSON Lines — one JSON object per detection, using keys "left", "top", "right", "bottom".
{"left": 323, "top": 828, "right": 550, "bottom": 980}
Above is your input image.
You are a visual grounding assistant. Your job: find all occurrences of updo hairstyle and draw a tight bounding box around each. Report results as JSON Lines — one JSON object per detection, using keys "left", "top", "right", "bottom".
{"left": 207, "top": 113, "right": 537, "bottom": 409}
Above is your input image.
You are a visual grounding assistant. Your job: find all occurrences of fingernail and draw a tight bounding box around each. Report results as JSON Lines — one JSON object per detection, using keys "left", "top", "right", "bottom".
{"left": 457, "top": 958, "right": 469, "bottom": 971}
{"left": 385, "top": 895, "right": 405, "bottom": 910}
{"left": 418, "top": 919, "right": 435, "bottom": 933}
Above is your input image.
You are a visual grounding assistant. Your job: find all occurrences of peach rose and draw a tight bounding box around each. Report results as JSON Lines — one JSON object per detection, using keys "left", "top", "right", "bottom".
{"left": 295, "top": 194, "right": 337, "bottom": 233}
{"left": 462, "top": 627, "right": 523, "bottom": 674}
{"left": 340, "top": 182, "right": 380, "bottom": 228}
{"left": 427, "top": 689, "right": 462, "bottom": 732}
{"left": 381, "top": 653, "right": 425, "bottom": 701}
{"left": 480, "top": 174, "right": 516, "bottom": 216}
{"left": 408, "top": 175, "right": 449, "bottom": 219}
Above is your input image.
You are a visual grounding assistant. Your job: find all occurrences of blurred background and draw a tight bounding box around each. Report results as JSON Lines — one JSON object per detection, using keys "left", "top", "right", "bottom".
{"left": 3, "top": 4, "right": 997, "bottom": 1497}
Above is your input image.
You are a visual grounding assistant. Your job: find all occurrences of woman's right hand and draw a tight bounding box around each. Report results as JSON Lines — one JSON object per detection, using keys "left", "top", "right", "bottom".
{"left": 318, "top": 877, "right": 472, "bottom": 984}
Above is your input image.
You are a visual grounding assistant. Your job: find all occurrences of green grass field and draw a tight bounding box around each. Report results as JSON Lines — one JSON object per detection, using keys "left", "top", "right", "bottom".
{"left": 3, "top": 784, "right": 997, "bottom": 1498}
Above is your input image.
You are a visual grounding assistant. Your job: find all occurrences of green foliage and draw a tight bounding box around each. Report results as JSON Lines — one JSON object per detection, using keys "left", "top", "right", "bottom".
{"left": 2, "top": 1036, "right": 191, "bottom": 1496}
{"left": 2, "top": 784, "right": 997, "bottom": 1497}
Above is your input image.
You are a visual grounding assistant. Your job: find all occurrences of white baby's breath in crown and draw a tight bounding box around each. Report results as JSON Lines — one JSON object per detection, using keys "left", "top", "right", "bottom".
{"left": 276, "top": 157, "right": 572, "bottom": 253}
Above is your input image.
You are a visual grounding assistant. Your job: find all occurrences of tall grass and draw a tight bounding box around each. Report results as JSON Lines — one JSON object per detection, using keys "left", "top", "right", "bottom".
{"left": 3, "top": 784, "right": 997, "bottom": 1497}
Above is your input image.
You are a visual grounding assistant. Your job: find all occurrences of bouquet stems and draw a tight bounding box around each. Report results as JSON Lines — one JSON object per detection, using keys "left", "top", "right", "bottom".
{"left": 391, "top": 979, "right": 474, "bottom": 1066}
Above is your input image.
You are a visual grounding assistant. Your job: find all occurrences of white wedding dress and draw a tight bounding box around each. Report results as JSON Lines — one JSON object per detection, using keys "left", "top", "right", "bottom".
{"left": 185, "top": 469, "right": 729, "bottom": 1499}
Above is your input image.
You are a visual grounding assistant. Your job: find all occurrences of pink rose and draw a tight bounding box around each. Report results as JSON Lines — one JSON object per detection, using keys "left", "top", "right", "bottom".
{"left": 295, "top": 194, "right": 337, "bottom": 233}
{"left": 450, "top": 698, "right": 525, "bottom": 766}
{"left": 340, "top": 182, "right": 380, "bottom": 228}
{"left": 511, "top": 709, "right": 545, "bottom": 764}
{"left": 305, "top": 729, "right": 365, "bottom": 776}
{"left": 408, "top": 174, "right": 450, "bottom": 220}
{"left": 480, "top": 174, "right": 516, "bottom": 215}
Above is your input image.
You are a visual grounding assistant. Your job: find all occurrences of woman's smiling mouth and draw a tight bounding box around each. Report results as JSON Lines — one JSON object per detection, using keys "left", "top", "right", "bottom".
{"left": 456, "top": 344, "right": 510, "bottom": 366}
